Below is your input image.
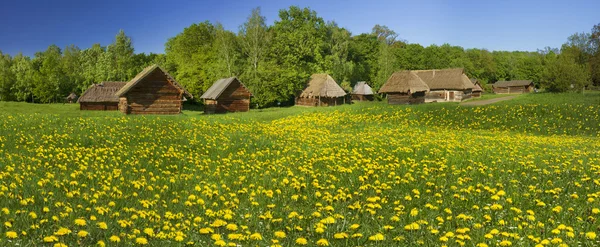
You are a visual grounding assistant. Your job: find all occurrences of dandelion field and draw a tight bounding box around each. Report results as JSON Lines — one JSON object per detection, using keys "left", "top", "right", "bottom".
{"left": 1, "top": 93, "right": 600, "bottom": 247}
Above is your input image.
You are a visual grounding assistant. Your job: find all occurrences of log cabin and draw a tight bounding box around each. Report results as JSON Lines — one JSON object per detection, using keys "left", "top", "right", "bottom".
{"left": 78, "top": 82, "right": 127, "bottom": 110}
{"left": 413, "top": 68, "right": 475, "bottom": 102}
{"left": 471, "top": 78, "right": 483, "bottom": 98}
{"left": 115, "top": 65, "right": 192, "bottom": 115}
{"left": 379, "top": 70, "right": 430, "bottom": 104}
{"left": 296, "top": 74, "right": 348, "bottom": 107}
{"left": 200, "top": 77, "right": 252, "bottom": 114}
{"left": 492, "top": 80, "right": 534, "bottom": 94}
{"left": 351, "top": 81, "right": 374, "bottom": 101}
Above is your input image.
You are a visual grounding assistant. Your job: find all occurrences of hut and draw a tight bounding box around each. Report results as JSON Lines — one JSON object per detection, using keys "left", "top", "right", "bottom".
{"left": 77, "top": 82, "right": 127, "bottom": 110}
{"left": 200, "top": 77, "right": 252, "bottom": 114}
{"left": 296, "top": 74, "right": 348, "bottom": 107}
{"left": 351, "top": 81, "right": 374, "bottom": 101}
{"left": 115, "top": 65, "right": 192, "bottom": 115}
{"left": 66, "top": 93, "right": 78, "bottom": 103}
{"left": 379, "top": 71, "right": 430, "bottom": 104}
{"left": 492, "top": 80, "right": 534, "bottom": 94}
{"left": 412, "top": 68, "right": 475, "bottom": 102}
{"left": 471, "top": 78, "right": 483, "bottom": 98}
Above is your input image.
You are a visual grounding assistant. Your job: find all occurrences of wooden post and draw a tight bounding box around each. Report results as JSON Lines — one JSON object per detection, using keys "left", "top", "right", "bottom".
{"left": 318, "top": 95, "right": 321, "bottom": 106}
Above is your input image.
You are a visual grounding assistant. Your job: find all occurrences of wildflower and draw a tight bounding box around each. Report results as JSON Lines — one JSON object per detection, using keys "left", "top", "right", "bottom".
{"left": 55, "top": 227, "right": 72, "bottom": 236}
{"left": 369, "top": 233, "right": 385, "bottom": 241}
{"left": 110, "top": 235, "right": 121, "bottom": 242}
{"left": 6, "top": 231, "right": 17, "bottom": 239}
{"left": 44, "top": 236, "right": 59, "bottom": 242}
{"left": 250, "top": 233, "right": 262, "bottom": 240}
{"left": 136, "top": 237, "right": 148, "bottom": 245}
{"left": 334, "top": 232, "right": 348, "bottom": 239}
{"left": 404, "top": 222, "right": 420, "bottom": 230}
{"left": 97, "top": 222, "right": 108, "bottom": 230}
{"left": 274, "top": 231, "right": 286, "bottom": 238}
{"left": 74, "top": 218, "right": 86, "bottom": 226}
{"left": 316, "top": 238, "right": 329, "bottom": 246}
{"left": 499, "top": 240, "right": 512, "bottom": 246}
{"left": 349, "top": 224, "right": 360, "bottom": 230}
{"left": 295, "top": 237, "right": 308, "bottom": 245}
{"left": 77, "top": 231, "right": 89, "bottom": 238}
{"left": 54, "top": 244, "right": 68, "bottom": 247}
{"left": 586, "top": 232, "right": 597, "bottom": 240}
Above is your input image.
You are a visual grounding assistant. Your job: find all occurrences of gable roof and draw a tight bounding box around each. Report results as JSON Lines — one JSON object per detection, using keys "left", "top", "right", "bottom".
{"left": 66, "top": 92, "right": 78, "bottom": 100}
{"left": 493, "top": 80, "right": 533, "bottom": 87}
{"left": 78, "top": 82, "right": 127, "bottom": 103}
{"left": 352, "top": 81, "right": 374, "bottom": 95}
{"left": 412, "top": 68, "right": 474, "bottom": 90}
{"left": 379, "top": 71, "right": 430, "bottom": 94}
{"left": 115, "top": 64, "right": 193, "bottom": 98}
{"left": 472, "top": 83, "right": 483, "bottom": 92}
{"left": 299, "top": 74, "right": 347, "bottom": 98}
{"left": 200, "top": 77, "right": 251, "bottom": 100}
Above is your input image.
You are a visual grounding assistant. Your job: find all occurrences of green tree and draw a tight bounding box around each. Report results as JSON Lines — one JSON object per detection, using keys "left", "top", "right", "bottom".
{"left": 81, "top": 44, "right": 106, "bottom": 89}
{"left": 107, "top": 30, "right": 135, "bottom": 81}
{"left": 347, "top": 33, "right": 379, "bottom": 86}
{"left": 541, "top": 54, "right": 590, "bottom": 92}
{"left": 0, "top": 51, "right": 15, "bottom": 101}
{"left": 61, "top": 45, "right": 83, "bottom": 95}
{"left": 325, "top": 22, "right": 353, "bottom": 85}
{"left": 165, "top": 21, "right": 218, "bottom": 97}
{"left": 269, "top": 6, "right": 328, "bottom": 103}
{"left": 34, "top": 45, "right": 65, "bottom": 103}
{"left": 372, "top": 25, "right": 399, "bottom": 89}
{"left": 214, "top": 23, "right": 241, "bottom": 77}
{"left": 10, "top": 53, "right": 36, "bottom": 102}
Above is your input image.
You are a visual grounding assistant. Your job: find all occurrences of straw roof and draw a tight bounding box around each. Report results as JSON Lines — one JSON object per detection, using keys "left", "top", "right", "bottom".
{"left": 115, "top": 64, "right": 193, "bottom": 99}
{"left": 412, "top": 68, "right": 474, "bottom": 90}
{"left": 471, "top": 78, "right": 483, "bottom": 92}
{"left": 379, "top": 71, "right": 430, "bottom": 94}
{"left": 200, "top": 77, "right": 251, "bottom": 100}
{"left": 299, "top": 74, "right": 347, "bottom": 98}
{"left": 352, "top": 81, "right": 374, "bottom": 95}
{"left": 77, "top": 82, "right": 127, "bottom": 103}
{"left": 66, "top": 92, "right": 78, "bottom": 100}
{"left": 493, "top": 80, "right": 533, "bottom": 87}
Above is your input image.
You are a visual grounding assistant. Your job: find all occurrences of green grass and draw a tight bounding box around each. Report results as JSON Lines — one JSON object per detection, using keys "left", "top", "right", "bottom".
{"left": 0, "top": 92, "right": 599, "bottom": 246}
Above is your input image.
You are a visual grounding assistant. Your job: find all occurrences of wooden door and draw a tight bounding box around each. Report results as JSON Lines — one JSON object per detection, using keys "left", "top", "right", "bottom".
{"left": 449, "top": 91, "right": 455, "bottom": 100}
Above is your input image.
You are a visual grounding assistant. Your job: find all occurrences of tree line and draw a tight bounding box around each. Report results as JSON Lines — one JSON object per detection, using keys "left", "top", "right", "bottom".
{"left": 0, "top": 6, "right": 599, "bottom": 105}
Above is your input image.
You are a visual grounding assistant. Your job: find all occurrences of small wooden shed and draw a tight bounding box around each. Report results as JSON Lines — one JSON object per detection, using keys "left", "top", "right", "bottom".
{"left": 78, "top": 82, "right": 127, "bottom": 110}
{"left": 351, "top": 81, "right": 374, "bottom": 101}
{"left": 66, "top": 93, "right": 78, "bottom": 103}
{"left": 200, "top": 77, "right": 252, "bottom": 114}
{"left": 413, "top": 68, "right": 475, "bottom": 102}
{"left": 492, "top": 80, "right": 534, "bottom": 94}
{"left": 379, "top": 71, "right": 430, "bottom": 104}
{"left": 471, "top": 78, "right": 483, "bottom": 97}
{"left": 296, "top": 74, "right": 348, "bottom": 107}
{"left": 115, "top": 65, "right": 192, "bottom": 115}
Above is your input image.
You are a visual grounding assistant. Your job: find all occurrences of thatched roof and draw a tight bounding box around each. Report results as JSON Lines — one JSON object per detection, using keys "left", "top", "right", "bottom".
{"left": 379, "top": 71, "right": 429, "bottom": 94}
{"left": 299, "top": 74, "right": 347, "bottom": 98}
{"left": 473, "top": 83, "right": 483, "bottom": 92}
{"left": 493, "top": 80, "right": 533, "bottom": 87}
{"left": 115, "top": 64, "right": 193, "bottom": 99}
{"left": 66, "top": 93, "right": 78, "bottom": 100}
{"left": 77, "top": 82, "right": 127, "bottom": 103}
{"left": 200, "top": 77, "right": 251, "bottom": 100}
{"left": 352, "top": 81, "right": 374, "bottom": 95}
{"left": 412, "top": 68, "right": 474, "bottom": 90}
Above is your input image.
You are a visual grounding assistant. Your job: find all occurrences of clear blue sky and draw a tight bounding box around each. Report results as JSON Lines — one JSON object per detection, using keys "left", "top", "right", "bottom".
{"left": 1, "top": 0, "right": 598, "bottom": 57}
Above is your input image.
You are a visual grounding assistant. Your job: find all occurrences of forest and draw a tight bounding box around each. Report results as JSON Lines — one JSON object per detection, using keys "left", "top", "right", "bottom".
{"left": 0, "top": 6, "right": 598, "bottom": 106}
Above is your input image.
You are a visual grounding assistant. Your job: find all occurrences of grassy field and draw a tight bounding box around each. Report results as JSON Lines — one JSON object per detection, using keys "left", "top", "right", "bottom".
{"left": 0, "top": 92, "right": 599, "bottom": 246}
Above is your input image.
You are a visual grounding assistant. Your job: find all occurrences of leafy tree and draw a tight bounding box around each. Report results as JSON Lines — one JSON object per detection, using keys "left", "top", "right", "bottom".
{"left": 214, "top": 23, "right": 241, "bottom": 77}
{"left": 238, "top": 7, "right": 272, "bottom": 107}
{"left": 10, "top": 53, "right": 36, "bottom": 102}
{"left": 347, "top": 33, "right": 379, "bottom": 85}
{"left": 0, "top": 51, "right": 15, "bottom": 101}
{"left": 269, "top": 6, "right": 328, "bottom": 102}
{"left": 108, "top": 30, "right": 135, "bottom": 81}
{"left": 590, "top": 23, "right": 600, "bottom": 85}
{"left": 165, "top": 21, "right": 218, "bottom": 97}
{"left": 34, "top": 45, "right": 65, "bottom": 103}
{"left": 61, "top": 45, "right": 83, "bottom": 95}
{"left": 541, "top": 54, "right": 590, "bottom": 92}
{"left": 325, "top": 22, "right": 352, "bottom": 85}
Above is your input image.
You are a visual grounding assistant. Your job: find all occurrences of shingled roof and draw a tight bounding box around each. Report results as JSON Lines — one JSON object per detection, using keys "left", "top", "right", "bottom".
{"left": 299, "top": 74, "right": 347, "bottom": 98}
{"left": 493, "top": 80, "right": 533, "bottom": 87}
{"left": 352, "top": 81, "right": 374, "bottom": 95}
{"left": 115, "top": 64, "right": 193, "bottom": 99}
{"left": 77, "top": 82, "right": 127, "bottom": 103}
{"left": 412, "top": 68, "right": 474, "bottom": 90}
{"left": 379, "top": 71, "right": 430, "bottom": 94}
{"left": 200, "top": 77, "right": 251, "bottom": 100}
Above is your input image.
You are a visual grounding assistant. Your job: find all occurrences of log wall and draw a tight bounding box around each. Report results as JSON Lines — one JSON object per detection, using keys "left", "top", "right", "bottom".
{"left": 204, "top": 79, "right": 251, "bottom": 114}
{"left": 493, "top": 86, "right": 533, "bottom": 94}
{"left": 387, "top": 92, "right": 425, "bottom": 104}
{"left": 425, "top": 90, "right": 472, "bottom": 102}
{"left": 80, "top": 102, "right": 119, "bottom": 111}
{"left": 296, "top": 96, "right": 345, "bottom": 107}
{"left": 351, "top": 94, "right": 374, "bottom": 101}
{"left": 119, "top": 69, "right": 183, "bottom": 115}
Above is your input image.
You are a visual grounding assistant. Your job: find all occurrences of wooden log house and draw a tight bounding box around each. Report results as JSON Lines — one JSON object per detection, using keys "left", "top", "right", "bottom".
{"left": 200, "top": 77, "right": 252, "bottom": 114}
{"left": 413, "top": 68, "right": 475, "bottom": 102}
{"left": 115, "top": 65, "right": 192, "bottom": 115}
{"left": 78, "top": 82, "right": 127, "bottom": 110}
{"left": 492, "top": 80, "right": 534, "bottom": 94}
{"left": 351, "top": 81, "right": 375, "bottom": 101}
{"left": 296, "top": 74, "right": 348, "bottom": 107}
{"left": 379, "top": 70, "right": 430, "bottom": 104}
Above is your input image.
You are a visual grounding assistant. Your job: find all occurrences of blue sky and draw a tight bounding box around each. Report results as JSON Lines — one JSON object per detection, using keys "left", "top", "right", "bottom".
{"left": 0, "top": 0, "right": 598, "bottom": 57}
